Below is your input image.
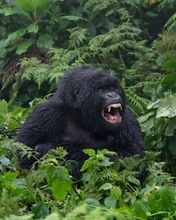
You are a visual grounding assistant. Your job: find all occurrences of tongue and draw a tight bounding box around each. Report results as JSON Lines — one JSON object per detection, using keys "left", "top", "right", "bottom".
{"left": 104, "top": 111, "right": 120, "bottom": 121}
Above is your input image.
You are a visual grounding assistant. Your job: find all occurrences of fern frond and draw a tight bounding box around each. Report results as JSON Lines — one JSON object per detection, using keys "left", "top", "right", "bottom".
{"left": 158, "top": 0, "right": 176, "bottom": 10}
{"left": 126, "top": 87, "right": 150, "bottom": 116}
{"left": 48, "top": 48, "right": 85, "bottom": 85}
{"left": 164, "top": 12, "right": 176, "bottom": 31}
{"left": 20, "top": 57, "right": 50, "bottom": 89}
{"left": 153, "top": 30, "right": 176, "bottom": 60}
{"left": 67, "top": 27, "right": 89, "bottom": 48}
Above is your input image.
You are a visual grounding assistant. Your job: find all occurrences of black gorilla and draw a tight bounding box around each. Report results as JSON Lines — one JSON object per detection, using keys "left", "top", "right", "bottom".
{"left": 16, "top": 65, "right": 145, "bottom": 179}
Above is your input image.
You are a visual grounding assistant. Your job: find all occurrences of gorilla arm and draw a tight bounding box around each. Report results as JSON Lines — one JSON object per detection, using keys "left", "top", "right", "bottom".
{"left": 16, "top": 100, "right": 65, "bottom": 168}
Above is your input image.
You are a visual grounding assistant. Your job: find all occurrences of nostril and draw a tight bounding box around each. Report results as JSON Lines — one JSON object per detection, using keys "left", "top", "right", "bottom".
{"left": 105, "top": 92, "right": 121, "bottom": 100}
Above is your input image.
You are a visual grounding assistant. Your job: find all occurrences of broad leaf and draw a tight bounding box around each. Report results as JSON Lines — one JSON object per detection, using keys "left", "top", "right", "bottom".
{"left": 27, "top": 23, "right": 39, "bottom": 33}
{"left": 51, "top": 179, "right": 71, "bottom": 201}
{"left": 0, "top": 8, "right": 19, "bottom": 16}
{"left": 5, "top": 28, "right": 26, "bottom": 46}
{"left": 37, "top": 34, "right": 54, "bottom": 48}
{"left": 156, "top": 93, "right": 176, "bottom": 118}
{"left": 16, "top": 39, "right": 35, "bottom": 55}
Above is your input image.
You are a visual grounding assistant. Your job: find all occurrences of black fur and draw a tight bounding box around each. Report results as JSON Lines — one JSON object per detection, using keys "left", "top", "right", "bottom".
{"left": 16, "top": 65, "right": 145, "bottom": 179}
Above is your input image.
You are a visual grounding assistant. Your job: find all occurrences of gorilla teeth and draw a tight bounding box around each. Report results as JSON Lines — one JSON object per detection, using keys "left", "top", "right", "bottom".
{"left": 103, "top": 103, "right": 123, "bottom": 124}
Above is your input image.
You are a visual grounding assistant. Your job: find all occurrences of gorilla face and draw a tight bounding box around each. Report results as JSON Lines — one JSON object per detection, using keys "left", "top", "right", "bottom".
{"left": 56, "top": 65, "right": 126, "bottom": 134}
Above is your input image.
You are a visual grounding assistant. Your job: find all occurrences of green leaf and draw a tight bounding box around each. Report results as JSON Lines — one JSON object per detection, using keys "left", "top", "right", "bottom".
{"left": 0, "top": 8, "right": 19, "bottom": 16}
{"left": 134, "top": 201, "right": 150, "bottom": 218}
{"left": 83, "top": 149, "right": 95, "bottom": 156}
{"left": 7, "top": 118, "right": 19, "bottom": 130}
{"left": 60, "top": 15, "right": 86, "bottom": 21}
{"left": 162, "top": 60, "right": 176, "bottom": 72}
{"left": 84, "top": 198, "right": 100, "bottom": 207}
{"left": 13, "top": 0, "right": 36, "bottom": 12}
{"left": 16, "top": 39, "right": 35, "bottom": 55}
{"left": 138, "top": 111, "right": 153, "bottom": 123}
{"left": 127, "top": 176, "right": 140, "bottom": 186}
{"left": 37, "top": 0, "right": 52, "bottom": 11}
{"left": 0, "top": 155, "right": 11, "bottom": 166}
{"left": 27, "top": 23, "right": 39, "bottom": 33}
{"left": 140, "top": 116, "right": 155, "bottom": 132}
{"left": 5, "top": 28, "right": 26, "bottom": 46}
{"left": 0, "top": 26, "right": 6, "bottom": 38}
{"left": 32, "top": 202, "right": 49, "bottom": 219}
{"left": 1, "top": 214, "right": 33, "bottom": 220}
{"left": 37, "top": 34, "right": 54, "bottom": 48}
{"left": 165, "top": 117, "right": 176, "bottom": 136}
{"left": 51, "top": 179, "right": 71, "bottom": 201}
{"left": 156, "top": 93, "right": 176, "bottom": 118}
{"left": 104, "top": 196, "right": 117, "bottom": 208}
{"left": 43, "top": 212, "right": 59, "bottom": 220}
{"left": 0, "top": 100, "right": 8, "bottom": 112}
{"left": 110, "top": 186, "right": 122, "bottom": 200}
{"left": 168, "top": 138, "right": 176, "bottom": 156}
{"left": 162, "top": 74, "right": 176, "bottom": 92}
{"left": 99, "top": 183, "right": 112, "bottom": 190}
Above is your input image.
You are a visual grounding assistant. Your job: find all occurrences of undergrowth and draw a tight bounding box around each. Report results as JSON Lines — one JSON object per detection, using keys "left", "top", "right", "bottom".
{"left": 0, "top": 143, "right": 176, "bottom": 220}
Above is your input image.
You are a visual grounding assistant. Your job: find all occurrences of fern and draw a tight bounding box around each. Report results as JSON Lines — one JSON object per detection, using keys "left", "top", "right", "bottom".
{"left": 67, "top": 27, "right": 89, "bottom": 48}
{"left": 153, "top": 30, "right": 176, "bottom": 60}
{"left": 158, "top": 0, "right": 176, "bottom": 10}
{"left": 164, "top": 12, "right": 176, "bottom": 31}
{"left": 20, "top": 57, "right": 50, "bottom": 89}
{"left": 48, "top": 48, "right": 85, "bottom": 86}
{"left": 125, "top": 86, "right": 150, "bottom": 117}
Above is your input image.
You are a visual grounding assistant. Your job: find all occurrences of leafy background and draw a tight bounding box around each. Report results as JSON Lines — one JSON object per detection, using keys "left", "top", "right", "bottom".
{"left": 0, "top": 0, "right": 176, "bottom": 219}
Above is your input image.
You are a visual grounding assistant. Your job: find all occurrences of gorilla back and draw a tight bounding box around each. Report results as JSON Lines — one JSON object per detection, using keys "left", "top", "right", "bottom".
{"left": 16, "top": 65, "right": 146, "bottom": 179}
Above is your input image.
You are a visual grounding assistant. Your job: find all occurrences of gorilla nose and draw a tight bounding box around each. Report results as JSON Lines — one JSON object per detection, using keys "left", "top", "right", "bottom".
{"left": 106, "top": 92, "right": 121, "bottom": 102}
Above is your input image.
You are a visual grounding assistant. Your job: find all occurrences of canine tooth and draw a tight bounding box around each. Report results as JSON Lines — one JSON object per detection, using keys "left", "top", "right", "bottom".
{"left": 120, "top": 106, "right": 122, "bottom": 111}
{"left": 108, "top": 107, "right": 111, "bottom": 112}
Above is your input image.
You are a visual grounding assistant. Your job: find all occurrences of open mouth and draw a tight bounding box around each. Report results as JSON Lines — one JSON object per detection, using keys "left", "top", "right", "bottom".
{"left": 102, "top": 103, "right": 122, "bottom": 124}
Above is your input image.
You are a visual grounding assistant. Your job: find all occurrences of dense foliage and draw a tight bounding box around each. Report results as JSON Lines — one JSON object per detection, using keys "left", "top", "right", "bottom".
{"left": 0, "top": 0, "right": 176, "bottom": 219}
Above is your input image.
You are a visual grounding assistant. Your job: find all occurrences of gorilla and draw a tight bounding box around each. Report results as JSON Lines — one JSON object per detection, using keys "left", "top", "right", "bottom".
{"left": 16, "top": 65, "right": 145, "bottom": 180}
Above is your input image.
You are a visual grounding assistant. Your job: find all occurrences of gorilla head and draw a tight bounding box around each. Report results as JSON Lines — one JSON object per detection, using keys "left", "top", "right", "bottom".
{"left": 54, "top": 65, "right": 126, "bottom": 136}
{"left": 16, "top": 65, "right": 145, "bottom": 180}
